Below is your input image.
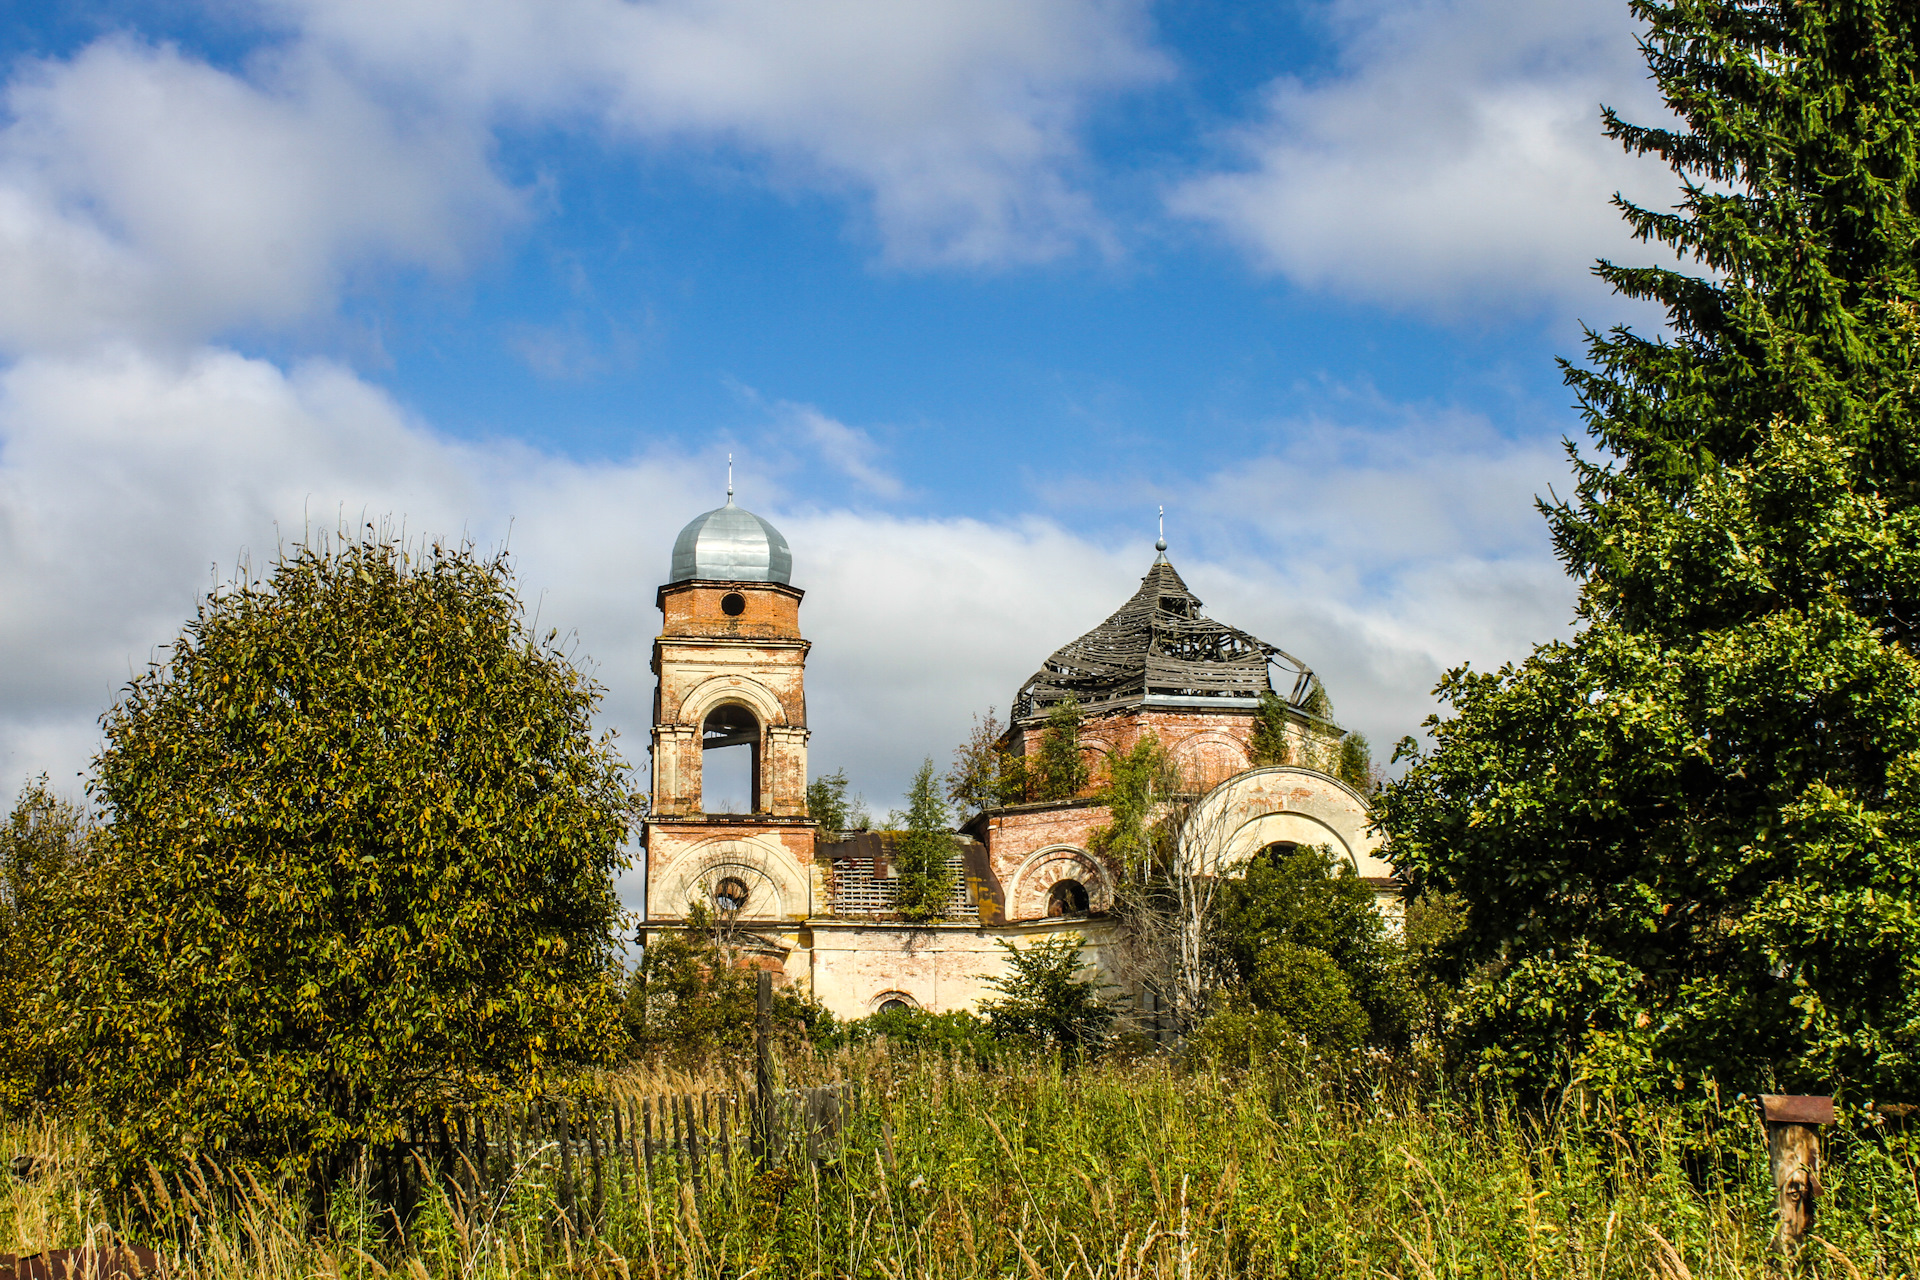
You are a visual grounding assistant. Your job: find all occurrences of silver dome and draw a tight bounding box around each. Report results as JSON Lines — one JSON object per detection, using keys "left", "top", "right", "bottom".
{"left": 669, "top": 500, "right": 793, "bottom": 584}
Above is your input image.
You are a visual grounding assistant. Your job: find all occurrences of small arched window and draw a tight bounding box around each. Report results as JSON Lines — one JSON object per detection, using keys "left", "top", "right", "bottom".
{"left": 713, "top": 876, "right": 750, "bottom": 914}
{"left": 1047, "top": 879, "right": 1090, "bottom": 916}
{"left": 878, "top": 998, "right": 911, "bottom": 1014}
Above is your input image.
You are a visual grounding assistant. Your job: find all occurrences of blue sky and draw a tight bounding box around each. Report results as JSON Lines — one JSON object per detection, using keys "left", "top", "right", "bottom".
{"left": 0, "top": 0, "right": 1678, "bottom": 866}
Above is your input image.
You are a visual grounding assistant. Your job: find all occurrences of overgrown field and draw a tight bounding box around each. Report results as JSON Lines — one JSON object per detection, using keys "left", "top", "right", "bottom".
{"left": 7, "top": 1055, "right": 1920, "bottom": 1279}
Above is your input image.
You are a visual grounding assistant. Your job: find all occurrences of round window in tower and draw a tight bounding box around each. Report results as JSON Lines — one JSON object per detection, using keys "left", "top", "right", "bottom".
{"left": 721, "top": 591, "right": 747, "bottom": 617}
{"left": 714, "top": 876, "right": 750, "bottom": 913}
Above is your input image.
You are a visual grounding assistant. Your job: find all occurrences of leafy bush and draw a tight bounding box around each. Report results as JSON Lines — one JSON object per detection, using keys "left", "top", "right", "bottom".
{"left": 979, "top": 935, "right": 1116, "bottom": 1059}
{"left": 0, "top": 777, "right": 93, "bottom": 1117}
{"left": 839, "top": 1007, "right": 998, "bottom": 1060}
{"left": 622, "top": 920, "right": 837, "bottom": 1067}
{"left": 60, "top": 535, "right": 630, "bottom": 1200}
{"left": 1207, "top": 844, "right": 1403, "bottom": 1046}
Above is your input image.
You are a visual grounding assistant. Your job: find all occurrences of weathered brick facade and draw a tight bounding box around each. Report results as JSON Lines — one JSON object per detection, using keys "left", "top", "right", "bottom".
{"left": 641, "top": 506, "right": 1391, "bottom": 1015}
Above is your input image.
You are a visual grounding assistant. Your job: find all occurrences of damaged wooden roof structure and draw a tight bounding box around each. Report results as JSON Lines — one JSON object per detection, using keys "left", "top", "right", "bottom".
{"left": 1012, "top": 553, "right": 1317, "bottom": 724}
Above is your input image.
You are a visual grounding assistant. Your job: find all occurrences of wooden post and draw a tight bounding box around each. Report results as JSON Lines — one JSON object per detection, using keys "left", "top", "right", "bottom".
{"left": 1762, "top": 1095, "right": 1833, "bottom": 1252}
{"left": 755, "top": 969, "right": 774, "bottom": 1165}
{"left": 587, "top": 1105, "right": 604, "bottom": 1231}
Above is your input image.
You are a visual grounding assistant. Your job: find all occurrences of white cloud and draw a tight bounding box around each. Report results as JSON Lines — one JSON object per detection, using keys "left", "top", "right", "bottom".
{"left": 1170, "top": 0, "right": 1678, "bottom": 313}
{"left": 0, "top": 38, "right": 515, "bottom": 352}
{"left": 0, "top": 347, "right": 1571, "bottom": 838}
{"left": 0, "top": 0, "right": 1162, "bottom": 357}
{"left": 267, "top": 0, "right": 1169, "bottom": 267}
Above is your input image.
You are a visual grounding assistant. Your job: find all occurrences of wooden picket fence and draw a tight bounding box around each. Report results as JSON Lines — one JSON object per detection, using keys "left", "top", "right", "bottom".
{"left": 367, "top": 1081, "right": 858, "bottom": 1234}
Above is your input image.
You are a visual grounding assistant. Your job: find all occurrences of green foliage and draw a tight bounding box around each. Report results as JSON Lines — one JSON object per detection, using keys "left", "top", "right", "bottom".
{"left": 894, "top": 758, "right": 956, "bottom": 922}
{"left": 17, "top": 1058, "right": 1920, "bottom": 1278}
{"left": 64, "top": 535, "right": 629, "bottom": 1194}
{"left": 945, "top": 708, "right": 1032, "bottom": 814}
{"left": 1190, "top": 953, "right": 1369, "bottom": 1066}
{"left": 806, "top": 768, "right": 862, "bottom": 833}
{"left": 622, "top": 924, "right": 836, "bottom": 1067}
{"left": 840, "top": 1007, "right": 998, "bottom": 1060}
{"left": 1334, "top": 732, "right": 1374, "bottom": 793}
{"left": 1380, "top": 0, "right": 1920, "bottom": 1098}
{"left": 979, "top": 935, "right": 1116, "bottom": 1059}
{"left": 0, "top": 778, "right": 92, "bottom": 1116}
{"left": 1087, "top": 734, "right": 1177, "bottom": 873}
{"left": 1032, "top": 697, "right": 1090, "bottom": 801}
{"left": 1248, "top": 692, "right": 1292, "bottom": 768}
{"left": 1207, "top": 844, "right": 1402, "bottom": 1047}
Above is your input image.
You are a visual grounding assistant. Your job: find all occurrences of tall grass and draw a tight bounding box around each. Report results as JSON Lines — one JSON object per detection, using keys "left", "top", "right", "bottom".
{"left": 6, "top": 1055, "right": 1919, "bottom": 1278}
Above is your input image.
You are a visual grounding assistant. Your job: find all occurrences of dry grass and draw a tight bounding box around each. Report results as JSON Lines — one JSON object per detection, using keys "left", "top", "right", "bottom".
{"left": 6, "top": 1054, "right": 1918, "bottom": 1278}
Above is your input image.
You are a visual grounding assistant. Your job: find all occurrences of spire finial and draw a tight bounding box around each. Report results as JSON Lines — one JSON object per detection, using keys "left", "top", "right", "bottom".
{"left": 1154, "top": 505, "right": 1168, "bottom": 559}
{"left": 727, "top": 453, "right": 734, "bottom": 503}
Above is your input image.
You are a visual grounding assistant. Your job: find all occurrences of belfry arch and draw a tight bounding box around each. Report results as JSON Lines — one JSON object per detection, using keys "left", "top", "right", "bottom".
{"left": 644, "top": 493, "right": 816, "bottom": 931}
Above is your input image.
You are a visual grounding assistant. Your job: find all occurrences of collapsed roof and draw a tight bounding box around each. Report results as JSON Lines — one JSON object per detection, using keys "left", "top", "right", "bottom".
{"left": 1012, "top": 558, "right": 1315, "bottom": 723}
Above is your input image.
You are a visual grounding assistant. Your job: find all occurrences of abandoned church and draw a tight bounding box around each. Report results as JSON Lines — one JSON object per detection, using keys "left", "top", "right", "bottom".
{"left": 640, "top": 493, "right": 1393, "bottom": 1020}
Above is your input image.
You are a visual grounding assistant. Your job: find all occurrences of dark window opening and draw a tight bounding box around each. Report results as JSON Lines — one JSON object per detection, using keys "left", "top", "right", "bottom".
{"left": 1047, "top": 879, "right": 1090, "bottom": 916}
{"left": 721, "top": 591, "right": 747, "bottom": 616}
{"left": 1260, "top": 841, "right": 1299, "bottom": 865}
{"left": 878, "top": 998, "right": 911, "bottom": 1014}
{"left": 702, "top": 703, "right": 760, "bottom": 812}
{"left": 714, "top": 876, "right": 750, "bottom": 913}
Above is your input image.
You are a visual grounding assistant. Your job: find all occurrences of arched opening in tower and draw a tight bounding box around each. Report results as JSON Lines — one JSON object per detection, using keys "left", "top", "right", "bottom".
{"left": 701, "top": 703, "right": 760, "bottom": 813}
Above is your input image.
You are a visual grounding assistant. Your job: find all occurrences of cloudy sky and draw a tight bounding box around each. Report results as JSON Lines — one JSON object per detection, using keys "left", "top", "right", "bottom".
{"left": 1, "top": 0, "right": 1679, "bottom": 877}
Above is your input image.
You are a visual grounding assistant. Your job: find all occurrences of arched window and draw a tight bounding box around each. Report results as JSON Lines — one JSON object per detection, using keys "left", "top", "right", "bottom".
{"left": 701, "top": 703, "right": 759, "bottom": 813}
{"left": 1047, "top": 879, "right": 1090, "bottom": 916}
{"left": 878, "top": 998, "right": 911, "bottom": 1014}
{"left": 1261, "top": 841, "right": 1300, "bottom": 864}
{"left": 713, "top": 876, "right": 750, "bottom": 914}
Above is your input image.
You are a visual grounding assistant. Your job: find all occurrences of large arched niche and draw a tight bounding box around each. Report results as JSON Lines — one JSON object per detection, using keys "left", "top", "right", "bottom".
{"left": 654, "top": 835, "right": 810, "bottom": 921}
{"left": 1007, "top": 844, "right": 1112, "bottom": 920}
{"left": 1178, "top": 766, "right": 1390, "bottom": 880}
{"left": 1169, "top": 729, "right": 1251, "bottom": 791}
{"left": 676, "top": 674, "right": 787, "bottom": 731}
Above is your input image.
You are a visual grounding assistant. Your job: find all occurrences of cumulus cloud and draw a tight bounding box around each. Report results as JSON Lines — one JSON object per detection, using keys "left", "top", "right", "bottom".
{"left": 0, "top": 348, "right": 1570, "bottom": 836}
{"left": 1170, "top": 0, "right": 1679, "bottom": 313}
{"left": 267, "top": 0, "right": 1169, "bottom": 267}
{"left": 0, "top": 38, "right": 515, "bottom": 352}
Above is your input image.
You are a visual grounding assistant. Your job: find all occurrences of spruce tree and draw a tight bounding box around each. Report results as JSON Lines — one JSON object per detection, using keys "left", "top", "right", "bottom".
{"left": 895, "top": 757, "right": 957, "bottom": 922}
{"left": 1380, "top": 1, "right": 1920, "bottom": 1095}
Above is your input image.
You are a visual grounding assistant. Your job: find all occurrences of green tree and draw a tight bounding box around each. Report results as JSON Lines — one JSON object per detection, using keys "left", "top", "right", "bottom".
{"left": 1033, "top": 697, "right": 1090, "bottom": 801}
{"left": 1206, "top": 844, "right": 1400, "bottom": 1047}
{"left": 946, "top": 709, "right": 1027, "bottom": 814}
{"left": 1380, "top": 1, "right": 1920, "bottom": 1096}
{"left": 0, "top": 777, "right": 93, "bottom": 1116}
{"left": 980, "top": 936, "right": 1115, "bottom": 1060}
{"left": 62, "top": 536, "right": 629, "bottom": 1202}
{"left": 1248, "top": 692, "right": 1292, "bottom": 768}
{"left": 1088, "top": 734, "right": 1179, "bottom": 871}
{"left": 807, "top": 768, "right": 860, "bottom": 833}
{"left": 895, "top": 758, "right": 957, "bottom": 922}
{"left": 624, "top": 915, "right": 835, "bottom": 1067}
{"left": 1334, "top": 733, "right": 1375, "bottom": 793}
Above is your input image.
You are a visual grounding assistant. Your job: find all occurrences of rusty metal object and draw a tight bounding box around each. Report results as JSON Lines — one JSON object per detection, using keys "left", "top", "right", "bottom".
{"left": 1761, "top": 1095, "right": 1833, "bottom": 1253}
{"left": 1762, "top": 1094, "right": 1835, "bottom": 1124}
{"left": 1011, "top": 558, "right": 1314, "bottom": 723}
{"left": 0, "top": 1244, "right": 162, "bottom": 1280}
{"left": 7, "top": 1155, "right": 50, "bottom": 1182}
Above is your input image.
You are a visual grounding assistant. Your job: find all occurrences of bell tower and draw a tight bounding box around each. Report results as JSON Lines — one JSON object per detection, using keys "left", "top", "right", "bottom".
{"left": 644, "top": 494, "right": 817, "bottom": 945}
